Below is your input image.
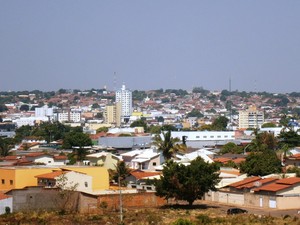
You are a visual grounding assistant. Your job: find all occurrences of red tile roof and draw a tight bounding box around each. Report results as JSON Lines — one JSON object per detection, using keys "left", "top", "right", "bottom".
{"left": 276, "top": 177, "right": 300, "bottom": 185}
{"left": 254, "top": 183, "right": 290, "bottom": 192}
{"left": 35, "top": 171, "right": 67, "bottom": 179}
{"left": 25, "top": 152, "right": 46, "bottom": 157}
{"left": 130, "top": 170, "right": 161, "bottom": 180}
{"left": 0, "top": 192, "right": 11, "bottom": 200}
{"left": 228, "top": 176, "right": 261, "bottom": 188}
{"left": 237, "top": 177, "right": 277, "bottom": 189}
{"left": 53, "top": 155, "right": 67, "bottom": 160}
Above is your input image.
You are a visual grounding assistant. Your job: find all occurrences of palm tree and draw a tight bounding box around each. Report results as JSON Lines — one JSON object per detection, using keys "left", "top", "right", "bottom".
{"left": 0, "top": 137, "right": 15, "bottom": 157}
{"left": 152, "top": 130, "right": 186, "bottom": 160}
{"left": 113, "top": 161, "right": 131, "bottom": 186}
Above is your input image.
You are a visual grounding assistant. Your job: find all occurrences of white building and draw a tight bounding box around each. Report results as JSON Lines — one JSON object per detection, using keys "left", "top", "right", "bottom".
{"left": 56, "top": 111, "right": 81, "bottom": 123}
{"left": 35, "top": 106, "right": 54, "bottom": 118}
{"left": 115, "top": 85, "right": 132, "bottom": 121}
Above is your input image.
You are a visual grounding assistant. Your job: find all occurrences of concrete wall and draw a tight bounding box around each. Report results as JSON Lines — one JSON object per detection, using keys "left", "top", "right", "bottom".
{"left": 207, "top": 191, "right": 300, "bottom": 210}
{"left": 277, "top": 196, "right": 300, "bottom": 209}
{"left": 218, "top": 191, "right": 244, "bottom": 205}
{"left": 8, "top": 187, "right": 80, "bottom": 212}
{"left": 0, "top": 197, "right": 12, "bottom": 214}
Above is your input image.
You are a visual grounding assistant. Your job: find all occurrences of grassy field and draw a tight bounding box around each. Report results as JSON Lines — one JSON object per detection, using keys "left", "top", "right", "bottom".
{"left": 0, "top": 205, "right": 299, "bottom": 225}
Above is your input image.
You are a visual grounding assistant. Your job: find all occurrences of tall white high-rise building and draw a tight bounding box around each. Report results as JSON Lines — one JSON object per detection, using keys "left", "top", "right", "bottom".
{"left": 115, "top": 85, "right": 132, "bottom": 120}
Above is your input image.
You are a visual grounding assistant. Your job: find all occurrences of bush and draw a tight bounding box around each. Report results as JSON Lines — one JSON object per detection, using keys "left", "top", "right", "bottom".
{"left": 172, "top": 218, "right": 195, "bottom": 225}
{"left": 196, "top": 214, "right": 211, "bottom": 224}
{"left": 5, "top": 206, "right": 10, "bottom": 214}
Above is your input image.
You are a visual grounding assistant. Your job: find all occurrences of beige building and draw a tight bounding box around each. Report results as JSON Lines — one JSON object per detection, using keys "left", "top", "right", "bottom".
{"left": 238, "top": 106, "right": 264, "bottom": 129}
{"left": 104, "top": 102, "right": 121, "bottom": 127}
{"left": 85, "top": 152, "right": 121, "bottom": 170}
{"left": 206, "top": 176, "right": 300, "bottom": 210}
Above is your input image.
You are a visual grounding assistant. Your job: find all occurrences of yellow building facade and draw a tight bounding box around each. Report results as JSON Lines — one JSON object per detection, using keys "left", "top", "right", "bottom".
{"left": 0, "top": 166, "right": 109, "bottom": 191}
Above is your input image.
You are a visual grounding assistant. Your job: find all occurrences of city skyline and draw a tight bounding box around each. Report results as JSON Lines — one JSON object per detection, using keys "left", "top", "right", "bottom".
{"left": 1, "top": 1, "right": 300, "bottom": 93}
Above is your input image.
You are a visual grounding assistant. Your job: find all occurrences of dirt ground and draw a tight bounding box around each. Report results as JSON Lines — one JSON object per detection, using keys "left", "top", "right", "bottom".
{"left": 0, "top": 200, "right": 299, "bottom": 225}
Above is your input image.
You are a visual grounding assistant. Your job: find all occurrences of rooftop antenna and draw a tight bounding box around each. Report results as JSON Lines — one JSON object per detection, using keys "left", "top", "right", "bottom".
{"left": 229, "top": 77, "right": 232, "bottom": 130}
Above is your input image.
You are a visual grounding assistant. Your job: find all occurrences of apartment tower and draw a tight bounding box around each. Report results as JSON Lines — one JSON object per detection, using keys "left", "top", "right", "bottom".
{"left": 115, "top": 85, "right": 132, "bottom": 122}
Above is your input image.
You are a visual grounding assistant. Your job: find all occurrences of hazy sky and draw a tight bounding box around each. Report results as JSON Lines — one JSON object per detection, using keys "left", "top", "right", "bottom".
{"left": 1, "top": 1, "right": 300, "bottom": 93}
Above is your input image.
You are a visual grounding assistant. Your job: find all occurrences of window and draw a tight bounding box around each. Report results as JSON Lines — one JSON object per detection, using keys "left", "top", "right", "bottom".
{"left": 10, "top": 180, "right": 13, "bottom": 185}
{"left": 1, "top": 179, "right": 4, "bottom": 184}
{"left": 84, "top": 182, "right": 88, "bottom": 187}
{"left": 210, "top": 136, "right": 214, "bottom": 138}
{"left": 203, "top": 136, "right": 207, "bottom": 138}
{"left": 152, "top": 162, "right": 157, "bottom": 166}
{"left": 196, "top": 136, "right": 200, "bottom": 138}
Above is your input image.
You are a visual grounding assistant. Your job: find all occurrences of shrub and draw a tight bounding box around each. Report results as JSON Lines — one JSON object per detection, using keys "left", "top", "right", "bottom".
{"left": 5, "top": 206, "right": 10, "bottom": 214}
{"left": 196, "top": 214, "right": 211, "bottom": 224}
{"left": 172, "top": 218, "right": 195, "bottom": 225}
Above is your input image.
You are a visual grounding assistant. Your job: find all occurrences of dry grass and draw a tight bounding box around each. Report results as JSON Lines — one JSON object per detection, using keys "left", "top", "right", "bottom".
{"left": 0, "top": 206, "right": 299, "bottom": 225}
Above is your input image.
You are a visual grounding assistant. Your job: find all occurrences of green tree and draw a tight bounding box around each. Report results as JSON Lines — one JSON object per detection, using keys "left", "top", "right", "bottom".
{"left": 219, "top": 142, "right": 243, "bottom": 155}
{"left": 261, "top": 122, "right": 277, "bottom": 128}
{"left": 130, "top": 119, "right": 148, "bottom": 132}
{"left": 0, "top": 137, "right": 16, "bottom": 157}
{"left": 91, "top": 103, "right": 100, "bottom": 109}
{"left": 96, "top": 127, "right": 109, "bottom": 133}
{"left": 19, "top": 104, "right": 29, "bottom": 111}
{"left": 0, "top": 104, "right": 8, "bottom": 112}
{"left": 155, "top": 158, "right": 220, "bottom": 206}
{"left": 240, "top": 150, "right": 281, "bottom": 176}
{"left": 187, "top": 109, "right": 204, "bottom": 118}
{"left": 211, "top": 116, "right": 229, "bottom": 131}
{"left": 149, "top": 125, "right": 162, "bottom": 134}
{"left": 15, "top": 125, "right": 33, "bottom": 143}
{"left": 113, "top": 161, "right": 131, "bottom": 186}
{"left": 94, "top": 112, "right": 103, "bottom": 119}
{"left": 152, "top": 130, "right": 186, "bottom": 160}
{"left": 278, "top": 130, "right": 300, "bottom": 148}
{"left": 247, "top": 130, "right": 278, "bottom": 152}
{"left": 63, "top": 132, "right": 92, "bottom": 161}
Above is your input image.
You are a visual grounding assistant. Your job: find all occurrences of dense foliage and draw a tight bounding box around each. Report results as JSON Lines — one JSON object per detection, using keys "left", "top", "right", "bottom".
{"left": 240, "top": 150, "right": 282, "bottom": 176}
{"left": 155, "top": 158, "right": 220, "bottom": 205}
{"left": 152, "top": 130, "right": 186, "bottom": 160}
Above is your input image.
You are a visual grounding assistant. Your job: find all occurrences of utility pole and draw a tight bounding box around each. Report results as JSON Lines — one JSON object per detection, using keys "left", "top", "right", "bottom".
{"left": 118, "top": 175, "right": 123, "bottom": 223}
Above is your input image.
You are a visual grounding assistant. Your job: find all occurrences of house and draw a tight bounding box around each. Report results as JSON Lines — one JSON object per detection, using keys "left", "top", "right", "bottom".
{"left": 284, "top": 153, "right": 300, "bottom": 168}
{"left": 252, "top": 177, "right": 300, "bottom": 209}
{"left": 175, "top": 148, "right": 215, "bottom": 164}
{"left": 0, "top": 166, "right": 109, "bottom": 191}
{"left": 206, "top": 175, "right": 300, "bottom": 210}
{"left": 126, "top": 170, "right": 161, "bottom": 185}
{"left": 35, "top": 169, "right": 93, "bottom": 192}
{"left": 123, "top": 149, "right": 162, "bottom": 171}
{"left": 24, "top": 153, "right": 68, "bottom": 166}
{"left": 85, "top": 152, "right": 121, "bottom": 170}
{"left": 0, "top": 192, "right": 12, "bottom": 214}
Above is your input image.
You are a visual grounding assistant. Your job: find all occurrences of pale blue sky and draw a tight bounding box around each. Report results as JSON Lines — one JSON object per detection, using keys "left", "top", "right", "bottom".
{"left": 1, "top": 1, "right": 300, "bottom": 93}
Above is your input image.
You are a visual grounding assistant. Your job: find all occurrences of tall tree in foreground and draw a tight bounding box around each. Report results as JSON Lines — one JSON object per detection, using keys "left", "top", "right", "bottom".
{"left": 155, "top": 157, "right": 220, "bottom": 206}
{"left": 152, "top": 130, "right": 186, "bottom": 160}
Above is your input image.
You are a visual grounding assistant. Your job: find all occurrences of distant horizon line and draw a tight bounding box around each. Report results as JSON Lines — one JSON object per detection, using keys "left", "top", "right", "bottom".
{"left": 1, "top": 87, "right": 298, "bottom": 95}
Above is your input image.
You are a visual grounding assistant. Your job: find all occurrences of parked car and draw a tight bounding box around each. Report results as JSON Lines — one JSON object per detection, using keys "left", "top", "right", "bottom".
{"left": 227, "top": 208, "right": 248, "bottom": 215}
